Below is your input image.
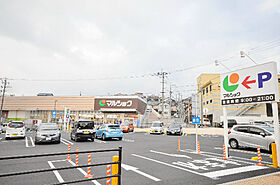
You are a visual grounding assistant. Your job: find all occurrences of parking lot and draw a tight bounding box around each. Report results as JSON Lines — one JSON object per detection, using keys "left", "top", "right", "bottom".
{"left": 0, "top": 130, "right": 279, "bottom": 185}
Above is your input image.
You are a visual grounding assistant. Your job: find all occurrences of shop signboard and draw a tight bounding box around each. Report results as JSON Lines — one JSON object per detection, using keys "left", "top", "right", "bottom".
{"left": 220, "top": 62, "right": 279, "bottom": 105}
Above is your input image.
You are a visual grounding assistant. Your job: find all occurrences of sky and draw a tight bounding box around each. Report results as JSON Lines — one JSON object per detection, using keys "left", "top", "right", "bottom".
{"left": 0, "top": 0, "right": 280, "bottom": 98}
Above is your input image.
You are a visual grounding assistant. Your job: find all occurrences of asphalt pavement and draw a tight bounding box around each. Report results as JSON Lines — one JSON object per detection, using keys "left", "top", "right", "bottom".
{"left": 0, "top": 130, "right": 279, "bottom": 185}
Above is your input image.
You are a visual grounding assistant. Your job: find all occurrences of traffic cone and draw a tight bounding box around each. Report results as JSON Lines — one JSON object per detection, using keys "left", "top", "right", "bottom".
{"left": 178, "top": 138, "right": 181, "bottom": 152}
{"left": 256, "top": 147, "right": 264, "bottom": 166}
{"left": 75, "top": 147, "right": 79, "bottom": 166}
{"left": 85, "top": 153, "right": 94, "bottom": 178}
{"left": 66, "top": 144, "right": 71, "bottom": 161}
{"left": 197, "top": 140, "right": 201, "bottom": 154}
{"left": 222, "top": 143, "right": 228, "bottom": 160}
{"left": 106, "top": 165, "right": 112, "bottom": 185}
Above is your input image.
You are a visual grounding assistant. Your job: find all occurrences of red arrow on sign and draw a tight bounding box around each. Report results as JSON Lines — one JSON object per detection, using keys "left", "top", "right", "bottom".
{"left": 241, "top": 76, "right": 256, "bottom": 89}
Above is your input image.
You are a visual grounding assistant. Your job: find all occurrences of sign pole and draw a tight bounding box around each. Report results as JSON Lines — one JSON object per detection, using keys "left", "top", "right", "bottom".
{"left": 272, "top": 102, "right": 280, "bottom": 166}
{"left": 223, "top": 106, "right": 229, "bottom": 158}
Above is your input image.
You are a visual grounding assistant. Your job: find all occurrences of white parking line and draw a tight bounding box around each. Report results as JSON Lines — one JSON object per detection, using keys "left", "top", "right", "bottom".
{"left": 132, "top": 154, "right": 210, "bottom": 178}
{"left": 48, "top": 161, "right": 65, "bottom": 183}
{"left": 61, "top": 138, "right": 73, "bottom": 145}
{"left": 67, "top": 160, "right": 101, "bottom": 185}
{"left": 203, "top": 165, "right": 268, "bottom": 179}
{"left": 123, "top": 139, "right": 134, "bottom": 142}
{"left": 0, "top": 137, "right": 2, "bottom": 141}
{"left": 95, "top": 140, "right": 106, "bottom": 144}
{"left": 25, "top": 137, "right": 35, "bottom": 147}
{"left": 29, "top": 137, "right": 35, "bottom": 147}
{"left": 181, "top": 149, "right": 272, "bottom": 165}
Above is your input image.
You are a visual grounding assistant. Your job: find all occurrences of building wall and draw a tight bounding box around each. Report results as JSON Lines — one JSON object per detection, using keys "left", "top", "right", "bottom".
{"left": 8, "top": 110, "right": 26, "bottom": 119}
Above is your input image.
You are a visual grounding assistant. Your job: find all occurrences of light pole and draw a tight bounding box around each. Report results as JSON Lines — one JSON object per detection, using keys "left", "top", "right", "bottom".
{"left": 240, "top": 51, "right": 257, "bottom": 64}
{"left": 214, "top": 60, "right": 232, "bottom": 71}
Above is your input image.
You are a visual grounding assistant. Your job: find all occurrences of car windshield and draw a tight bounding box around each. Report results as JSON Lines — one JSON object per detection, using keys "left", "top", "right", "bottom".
{"left": 77, "top": 122, "right": 94, "bottom": 129}
{"left": 261, "top": 126, "right": 274, "bottom": 133}
{"left": 169, "top": 124, "right": 179, "bottom": 128}
{"left": 39, "top": 126, "right": 58, "bottom": 131}
{"left": 122, "top": 123, "right": 129, "bottom": 126}
{"left": 9, "top": 122, "right": 23, "bottom": 128}
{"left": 108, "top": 125, "right": 120, "bottom": 128}
{"left": 152, "top": 123, "right": 162, "bottom": 127}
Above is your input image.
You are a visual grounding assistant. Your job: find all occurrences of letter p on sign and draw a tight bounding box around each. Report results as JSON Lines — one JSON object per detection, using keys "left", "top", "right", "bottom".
{"left": 258, "top": 72, "right": 272, "bottom": 88}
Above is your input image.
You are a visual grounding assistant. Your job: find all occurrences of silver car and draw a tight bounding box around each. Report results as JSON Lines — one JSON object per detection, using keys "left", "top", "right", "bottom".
{"left": 35, "top": 123, "right": 61, "bottom": 144}
{"left": 228, "top": 125, "right": 274, "bottom": 152}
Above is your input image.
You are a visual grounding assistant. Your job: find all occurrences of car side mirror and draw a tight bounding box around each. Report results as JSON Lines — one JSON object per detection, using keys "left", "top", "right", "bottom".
{"left": 260, "top": 132, "right": 266, "bottom": 137}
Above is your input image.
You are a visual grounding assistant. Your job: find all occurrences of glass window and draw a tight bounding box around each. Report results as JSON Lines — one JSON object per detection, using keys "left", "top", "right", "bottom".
{"left": 210, "top": 99, "right": 212, "bottom": 103}
{"left": 249, "top": 127, "right": 264, "bottom": 135}
{"left": 235, "top": 126, "right": 248, "bottom": 133}
{"left": 210, "top": 85, "right": 212, "bottom": 91}
{"left": 206, "top": 87, "right": 208, "bottom": 93}
{"left": 203, "top": 89, "right": 205, "bottom": 95}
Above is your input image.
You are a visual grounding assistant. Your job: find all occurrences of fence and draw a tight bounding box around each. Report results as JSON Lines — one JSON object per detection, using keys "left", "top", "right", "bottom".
{"left": 0, "top": 147, "right": 122, "bottom": 185}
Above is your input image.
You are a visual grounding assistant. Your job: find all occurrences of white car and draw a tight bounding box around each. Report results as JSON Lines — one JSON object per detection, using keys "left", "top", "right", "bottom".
{"left": 150, "top": 122, "right": 164, "bottom": 134}
{"left": 5, "top": 121, "right": 26, "bottom": 139}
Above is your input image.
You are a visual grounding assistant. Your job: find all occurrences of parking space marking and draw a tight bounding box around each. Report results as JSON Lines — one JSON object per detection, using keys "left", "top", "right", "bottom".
{"left": 61, "top": 138, "right": 73, "bottom": 145}
{"left": 123, "top": 139, "right": 134, "bottom": 142}
{"left": 48, "top": 161, "right": 65, "bottom": 183}
{"left": 67, "top": 160, "right": 101, "bottom": 185}
{"left": 203, "top": 165, "right": 268, "bottom": 179}
{"left": 181, "top": 149, "right": 272, "bottom": 165}
{"left": 25, "top": 137, "right": 35, "bottom": 147}
{"left": 95, "top": 140, "right": 107, "bottom": 144}
{"left": 214, "top": 147, "right": 271, "bottom": 156}
{"left": 150, "top": 150, "right": 192, "bottom": 159}
{"left": 132, "top": 154, "right": 211, "bottom": 179}
{"left": 122, "top": 163, "right": 161, "bottom": 182}
{"left": 0, "top": 137, "right": 2, "bottom": 141}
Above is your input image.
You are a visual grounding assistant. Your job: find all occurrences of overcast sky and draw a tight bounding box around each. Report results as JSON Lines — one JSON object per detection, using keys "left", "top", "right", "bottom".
{"left": 0, "top": 0, "right": 280, "bottom": 98}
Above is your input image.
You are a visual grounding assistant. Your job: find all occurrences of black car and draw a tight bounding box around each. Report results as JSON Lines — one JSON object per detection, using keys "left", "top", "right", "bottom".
{"left": 70, "top": 120, "right": 95, "bottom": 142}
{"left": 166, "top": 124, "right": 183, "bottom": 135}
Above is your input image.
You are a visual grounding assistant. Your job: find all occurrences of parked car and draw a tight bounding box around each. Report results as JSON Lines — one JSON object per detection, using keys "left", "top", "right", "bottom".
{"left": 166, "top": 124, "right": 182, "bottom": 135}
{"left": 121, "top": 122, "right": 134, "bottom": 133}
{"left": 202, "top": 118, "right": 211, "bottom": 127}
{"left": 150, "top": 121, "right": 164, "bottom": 134}
{"left": 70, "top": 120, "right": 95, "bottom": 142}
{"left": 228, "top": 125, "right": 275, "bottom": 152}
{"left": 5, "top": 121, "right": 25, "bottom": 139}
{"left": 35, "top": 123, "right": 61, "bottom": 144}
{"left": 220, "top": 119, "right": 237, "bottom": 128}
{"left": 95, "top": 124, "right": 123, "bottom": 140}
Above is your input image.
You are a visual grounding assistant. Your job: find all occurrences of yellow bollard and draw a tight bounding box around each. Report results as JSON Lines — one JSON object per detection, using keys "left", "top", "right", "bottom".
{"left": 269, "top": 143, "right": 278, "bottom": 168}
{"left": 112, "top": 156, "right": 119, "bottom": 185}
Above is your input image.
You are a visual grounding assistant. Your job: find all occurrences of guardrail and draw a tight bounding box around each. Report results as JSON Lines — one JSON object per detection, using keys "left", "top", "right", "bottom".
{"left": 0, "top": 147, "right": 122, "bottom": 185}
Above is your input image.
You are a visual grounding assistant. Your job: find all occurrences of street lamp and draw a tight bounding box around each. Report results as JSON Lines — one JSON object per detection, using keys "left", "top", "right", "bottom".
{"left": 240, "top": 51, "right": 257, "bottom": 64}
{"left": 214, "top": 60, "right": 231, "bottom": 71}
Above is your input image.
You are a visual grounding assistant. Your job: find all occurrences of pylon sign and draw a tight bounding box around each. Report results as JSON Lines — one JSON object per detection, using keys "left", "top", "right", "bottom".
{"left": 64, "top": 108, "right": 70, "bottom": 123}
{"left": 221, "top": 62, "right": 279, "bottom": 105}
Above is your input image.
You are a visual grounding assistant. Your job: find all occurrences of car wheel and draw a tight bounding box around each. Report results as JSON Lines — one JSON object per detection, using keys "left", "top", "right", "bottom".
{"left": 5, "top": 137, "right": 9, "bottom": 140}
{"left": 229, "top": 139, "right": 238, "bottom": 149}
{"left": 119, "top": 137, "right": 123, "bottom": 141}
{"left": 74, "top": 135, "right": 78, "bottom": 142}
{"left": 102, "top": 134, "right": 106, "bottom": 141}
{"left": 70, "top": 133, "right": 73, "bottom": 140}
{"left": 57, "top": 140, "right": 61, "bottom": 144}
{"left": 91, "top": 138, "right": 94, "bottom": 142}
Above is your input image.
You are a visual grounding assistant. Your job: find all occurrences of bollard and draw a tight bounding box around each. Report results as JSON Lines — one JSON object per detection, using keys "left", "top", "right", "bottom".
{"left": 112, "top": 156, "right": 119, "bottom": 185}
{"left": 177, "top": 138, "right": 181, "bottom": 152}
{"left": 256, "top": 147, "right": 264, "bottom": 166}
{"left": 85, "top": 153, "right": 93, "bottom": 178}
{"left": 66, "top": 144, "right": 71, "bottom": 161}
{"left": 270, "top": 143, "right": 278, "bottom": 168}
{"left": 106, "top": 165, "right": 112, "bottom": 185}
{"left": 222, "top": 143, "right": 228, "bottom": 160}
{"left": 197, "top": 140, "right": 201, "bottom": 154}
{"left": 76, "top": 147, "right": 79, "bottom": 166}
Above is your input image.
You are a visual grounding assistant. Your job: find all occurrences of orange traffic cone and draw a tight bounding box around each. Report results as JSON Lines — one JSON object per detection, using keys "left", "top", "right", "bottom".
{"left": 85, "top": 153, "right": 94, "bottom": 178}
{"left": 197, "top": 140, "right": 201, "bottom": 154}
{"left": 256, "top": 147, "right": 264, "bottom": 166}
{"left": 222, "top": 143, "right": 228, "bottom": 160}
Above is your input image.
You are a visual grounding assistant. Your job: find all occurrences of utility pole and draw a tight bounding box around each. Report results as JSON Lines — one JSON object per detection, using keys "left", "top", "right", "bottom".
{"left": 200, "top": 86, "right": 204, "bottom": 127}
{"left": 0, "top": 78, "right": 7, "bottom": 124}
{"left": 169, "top": 84, "right": 172, "bottom": 118}
{"left": 157, "top": 71, "right": 168, "bottom": 117}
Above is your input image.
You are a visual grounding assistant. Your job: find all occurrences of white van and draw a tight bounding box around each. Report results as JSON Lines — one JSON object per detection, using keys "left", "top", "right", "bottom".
{"left": 5, "top": 121, "right": 26, "bottom": 139}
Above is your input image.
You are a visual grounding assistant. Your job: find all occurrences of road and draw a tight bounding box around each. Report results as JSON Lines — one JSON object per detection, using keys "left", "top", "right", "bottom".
{"left": 0, "top": 131, "right": 279, "bottom": 185}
